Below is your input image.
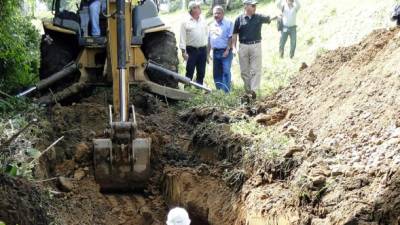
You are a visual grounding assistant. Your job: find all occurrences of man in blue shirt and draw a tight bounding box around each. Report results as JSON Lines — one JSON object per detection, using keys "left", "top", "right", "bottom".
{"left": 207, "top": 5, "right": 234, "bottom": 93}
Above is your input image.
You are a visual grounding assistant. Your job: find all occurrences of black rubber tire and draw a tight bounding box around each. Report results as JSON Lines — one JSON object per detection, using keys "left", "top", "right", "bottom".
{"left": 141, "top": 30, "right": 180, "bottom": 88}
{"left": 39, "top": 31, "right": 80, "bottom": 91}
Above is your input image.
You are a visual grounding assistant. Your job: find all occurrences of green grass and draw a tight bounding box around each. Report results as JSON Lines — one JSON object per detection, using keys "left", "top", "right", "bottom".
{"left": 164, "top": 0, "right": 395, "bottom": 108}
{"left": 231, "top": 119, "right": 294, "bottom": 159}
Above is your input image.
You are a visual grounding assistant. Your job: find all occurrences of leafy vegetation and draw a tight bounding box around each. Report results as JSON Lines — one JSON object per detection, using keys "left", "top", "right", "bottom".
{"left": 0, "top": 0, "right": 40, "bottom": 95}
{"left": 0, "top": 97, "right": 47, "bottom": 180}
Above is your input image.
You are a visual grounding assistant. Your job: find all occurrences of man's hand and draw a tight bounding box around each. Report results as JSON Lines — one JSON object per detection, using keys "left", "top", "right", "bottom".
{"left": 223, "top": 49, "right": 230, "bottom": 58}
{"left": 207, "top": 53, "right": 213, "bottom": 64}
{"left": 232, "top": 48, "right": 238, "bottom": 57}
{"left": 182, "top": 52, "right": 189, "bottom": 61}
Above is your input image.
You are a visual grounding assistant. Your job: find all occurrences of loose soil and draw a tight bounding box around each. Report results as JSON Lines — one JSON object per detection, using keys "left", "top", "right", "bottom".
{"left": 2, "top": 27, "right": 400, "bottom": 225}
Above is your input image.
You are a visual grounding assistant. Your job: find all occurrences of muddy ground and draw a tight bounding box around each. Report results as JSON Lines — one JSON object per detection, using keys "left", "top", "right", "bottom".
{"left": 0, "top": 88, "right": 245, "bottom": 225}
{"left": 2, "top": 27, "right": 400, "bottom": 225}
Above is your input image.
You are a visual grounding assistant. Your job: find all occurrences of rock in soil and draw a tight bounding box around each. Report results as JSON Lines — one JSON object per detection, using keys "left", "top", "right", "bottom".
{"left": 74, "top": 142, "right": 90, "bottom": 163}
{"left": 55, "top": 160, "right": 75, "bottom": 176}
{"left": 58, "top": 176, "right": 74, "bottom": 192}
{"left": 74, "top": 168, "right": 86, "bottom": 180}
{"left": 284, "top": 145, "right": 305, "bottom": 158}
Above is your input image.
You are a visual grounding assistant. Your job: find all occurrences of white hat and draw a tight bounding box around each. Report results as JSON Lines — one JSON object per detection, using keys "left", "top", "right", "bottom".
{"left": 166, "top": 207, "right": 191, "bottom": 225}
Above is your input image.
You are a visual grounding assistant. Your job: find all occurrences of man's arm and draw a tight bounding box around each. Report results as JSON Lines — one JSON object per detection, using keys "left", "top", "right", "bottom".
{"left": 276, "top": 0, "right": 283, "bottom": 9}
{"left": 260, "top": 14, "right": 273, "bottom": 24}
{"left": 179, "top": 21, "right": 188, "bottom": 60}
{"left": 232, "top": 18, "right": 240, "bottom": 53}
{"left": 223, "top": 21, "right": 234, "bottom": 57}
{"left": 207, "top": 34, "right": 211, "bottom": 63}
{"left": 294, "top": 0, "right": 301, "bottom": 11}
{"left": 232, "top": 34, "right": 238, "bottom": 54}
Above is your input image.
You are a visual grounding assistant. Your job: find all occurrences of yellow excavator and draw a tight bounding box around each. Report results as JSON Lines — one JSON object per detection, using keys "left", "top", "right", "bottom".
{"left": 18, "top": 0, "right": 210, "bottom": 191}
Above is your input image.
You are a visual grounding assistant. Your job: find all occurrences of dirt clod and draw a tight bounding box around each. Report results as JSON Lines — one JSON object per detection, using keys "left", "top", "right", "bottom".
{"left": 58, "top": 176, "right": 73, "bottom": 192}
{"left": 54, "top": 160, "right": 75, "bottom": 176}
{"left": 73, "top": 168, "right": 86, "bottom": 180}
{"left": 283, "top": 145, "right": 304, "bottom": 158}
{"left": 74, "top": 142, "right": 90, "bottom": 163}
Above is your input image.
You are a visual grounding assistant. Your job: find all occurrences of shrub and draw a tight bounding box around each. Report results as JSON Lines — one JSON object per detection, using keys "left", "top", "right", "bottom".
{"left": 0, "top": 0, "right": 40, "bottom": 95}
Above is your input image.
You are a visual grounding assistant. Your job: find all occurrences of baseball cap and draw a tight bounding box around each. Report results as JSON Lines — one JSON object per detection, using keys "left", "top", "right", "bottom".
{"left": 243, "top": 0, "right": 257, "bottom": 5}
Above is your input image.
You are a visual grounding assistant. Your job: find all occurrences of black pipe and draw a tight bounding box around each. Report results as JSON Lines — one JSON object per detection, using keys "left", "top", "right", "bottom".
{"left": 146, "top": 61, "right": 212, "bottom": 92}
{"left": 37, "top": 63, "right": 78, "bottom": 90}
{"left": 116, "top": 0, "right": 126, "bottom": 69}
{"left": 17, "top": 62, "right": 78, "bottom": 97}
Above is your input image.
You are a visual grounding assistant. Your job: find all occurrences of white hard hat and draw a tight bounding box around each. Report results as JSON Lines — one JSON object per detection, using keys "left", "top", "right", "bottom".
{"left": 166, "top": 207, "right": 191, "bottom": 225}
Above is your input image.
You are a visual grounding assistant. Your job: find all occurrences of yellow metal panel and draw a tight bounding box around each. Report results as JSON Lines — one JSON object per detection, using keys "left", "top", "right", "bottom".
{"left": 143, "top": 25, "right": 170, "bottom": 34}
{"left": 108, "top": 0, "right": 137, "bottom": 119}
{"left": 43, "top": 21, "right": 76, "bottom": 35}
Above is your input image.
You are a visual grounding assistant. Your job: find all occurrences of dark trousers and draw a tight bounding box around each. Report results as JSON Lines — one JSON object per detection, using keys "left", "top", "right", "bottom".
{"left": 186, "top": 46, "right": 207, "bottom": 85}
{"left": 279, "top": 26, "right": 297, "bottom": 58}
{"left": 213, "top": 49, "right": 233, "bottom": 92}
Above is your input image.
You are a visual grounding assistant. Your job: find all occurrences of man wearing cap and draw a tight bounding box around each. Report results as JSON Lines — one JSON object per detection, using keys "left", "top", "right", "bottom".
{"left": 232, "top": 0, "right": 276, "bottom": 96}
{"left": 208, "top": 5, "right": 234, "bottom": 93}
{"left": 276, "top": 0, "right": 301, "bottom": 58}
{"left": 180, "top": 1, "right": 208, "bottom": 85}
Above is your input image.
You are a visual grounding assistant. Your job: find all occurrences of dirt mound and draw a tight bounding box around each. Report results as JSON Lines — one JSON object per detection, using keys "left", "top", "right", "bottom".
{"left": 240, "top": 27, "right": 400, "bottom": 224}
{"left": 0, "top": 174, "right": 53, "bottom": 225}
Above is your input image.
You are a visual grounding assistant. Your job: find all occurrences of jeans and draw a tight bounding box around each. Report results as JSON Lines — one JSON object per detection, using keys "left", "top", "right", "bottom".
{"left": 89, "top": 0, "right": 106, "bottom": 36}
{"left": 279, "top": 26, "right": 297, "bottom": 58}
{"left": 186, "top": 46, "right": 207, "bottom": 85}
{"left": 213, "top": 49, "right": 233, "bottom": 92}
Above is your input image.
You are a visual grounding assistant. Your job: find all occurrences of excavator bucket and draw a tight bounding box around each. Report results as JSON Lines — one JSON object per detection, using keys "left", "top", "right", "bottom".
{"left": 93, "top": 137, "right": 151, "bottom": 192}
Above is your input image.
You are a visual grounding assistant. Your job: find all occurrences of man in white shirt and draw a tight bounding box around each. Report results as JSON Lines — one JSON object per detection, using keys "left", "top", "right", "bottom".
{"left": 180, "top": 1, "right": 208, "bottom": 85}
{"left": 276, "top": 0, "right": 300, "bottom": 58}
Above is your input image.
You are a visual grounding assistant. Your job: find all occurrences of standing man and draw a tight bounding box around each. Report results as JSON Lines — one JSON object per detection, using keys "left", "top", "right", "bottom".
{"left": 180, "top": 1, "right": 208, "bottom": 85}
{"left": 208, "top": 5, "right": 234, "bottom": 93}
{"left": 277, "top": 0, "right": 300, "bottom": 59}
{"left": 232, "top": 0, "right": 276, "bottom": 96}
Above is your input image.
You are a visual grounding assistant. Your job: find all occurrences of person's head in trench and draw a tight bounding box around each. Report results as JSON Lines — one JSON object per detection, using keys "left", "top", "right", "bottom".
{"left": 243, "top": 0, "right": 257, "bottom": 16}
{"left": 188, "top": 1, "right": 202, "bottom": 19}
{"left": 166, "top": 207, "right": 191, "bottom": 225}
{"left": 287, "top": 0, "right": 294, "bottom": 6}
{"left": 212, "top": 5, "right": 225, "bottom": 23}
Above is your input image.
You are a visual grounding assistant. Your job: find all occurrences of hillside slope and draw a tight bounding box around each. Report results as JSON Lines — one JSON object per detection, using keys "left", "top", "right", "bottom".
{"left": 241, "top": 27, "right": 400, "bottom": 225}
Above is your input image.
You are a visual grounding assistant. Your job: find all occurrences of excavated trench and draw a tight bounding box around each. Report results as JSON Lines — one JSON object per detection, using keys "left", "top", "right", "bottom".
{"left": 0, "top": 90, "right": 243, "bottom": 225}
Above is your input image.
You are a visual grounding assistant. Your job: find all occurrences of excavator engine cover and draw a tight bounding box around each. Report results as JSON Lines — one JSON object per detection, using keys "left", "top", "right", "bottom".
{"left": 93, "top": 133, "right": 151, "bottom": 192}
